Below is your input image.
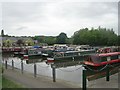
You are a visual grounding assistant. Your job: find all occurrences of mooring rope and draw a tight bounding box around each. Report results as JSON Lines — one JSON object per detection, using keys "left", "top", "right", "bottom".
{"left": 37, "top": 64, "right": 50, "bottom": 68}
{"left": 58, "top": 65, "right": 83, "bottom": 72}
{"left": 84, "top": 63, "right": 109, "bottom": 72}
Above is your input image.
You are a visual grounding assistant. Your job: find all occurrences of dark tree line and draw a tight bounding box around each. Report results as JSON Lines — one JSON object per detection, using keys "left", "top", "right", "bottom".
{"left": 72, "top": 27, "right": 119, "bottom": 46}
{"left": 33, "top": 32, "right": 68, "bottom": 45}
{"left": 33, "top": 27, "right": 119, "bottom": 46}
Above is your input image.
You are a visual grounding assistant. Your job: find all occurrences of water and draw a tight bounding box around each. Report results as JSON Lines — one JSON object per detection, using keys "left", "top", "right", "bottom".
{"left": 2, "top": 53, "right": 83, "bottom": 86}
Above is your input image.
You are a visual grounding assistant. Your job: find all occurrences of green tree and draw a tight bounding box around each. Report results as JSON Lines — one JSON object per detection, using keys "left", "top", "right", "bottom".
{"left": 33, "top": 36, "right": 44, "bottom": 43}
{"left": 25, "top": 39, "right": 34, "bottom": 46}
{"left": 16, "top": 39, "right": 24, "bottom": 46}
{"left": 3, "top": 39, "right": 13, "bottom": 47}
{"left": 44, "top": 36, "right": 56, "bottom": 45}
{"left": 72, "top": 27, "right": 118, "bottom": 46}
{"left": 118, "top": 35, "right": 120, "bottom": 45}
{"left": 56, "top": 32, "right": 68, "bottom": 44}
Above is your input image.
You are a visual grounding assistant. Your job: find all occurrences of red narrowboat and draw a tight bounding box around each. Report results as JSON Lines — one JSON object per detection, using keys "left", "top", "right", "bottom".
{"left": 84, "top": 52, "right": 120, "bottom": 67}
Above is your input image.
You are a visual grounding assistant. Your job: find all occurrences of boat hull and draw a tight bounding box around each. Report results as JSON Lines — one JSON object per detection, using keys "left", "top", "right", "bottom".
{"left": 50, "top": 55, "right": 87, "bottom": 62}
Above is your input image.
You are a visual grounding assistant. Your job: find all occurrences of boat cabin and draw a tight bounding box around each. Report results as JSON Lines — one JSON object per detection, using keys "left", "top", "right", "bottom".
{"left": 27, "top": 48, "right": 42, "bottom": 56}
{"left": 75, "top": 45, "right": 95, "bottom": 52}
{"left": 84, "top": 52, "right": 120, "bottom": 66}
{"left": 53, "top": 51, "right": 81, "bottom": 58}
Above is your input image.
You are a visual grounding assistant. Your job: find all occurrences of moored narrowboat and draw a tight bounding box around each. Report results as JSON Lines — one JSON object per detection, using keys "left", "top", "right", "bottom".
{"left": 47, "top": 50, "right": 95, "bottom": 63}
{"left": 23, "top": 48, "right": 42, "bottom": 59}
{"left": 84, "top": 52, "right": 120, "bottom": 67}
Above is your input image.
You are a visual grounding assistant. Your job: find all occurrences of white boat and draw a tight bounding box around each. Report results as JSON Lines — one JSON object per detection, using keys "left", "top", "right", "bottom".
{"left": 75, "top": 45, "right": 95, "bottom": 52}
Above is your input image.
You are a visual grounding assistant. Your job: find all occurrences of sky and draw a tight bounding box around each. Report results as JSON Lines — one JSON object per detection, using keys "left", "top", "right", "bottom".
{"left": 1, "top": 0, "right": 119, "bottom": 37}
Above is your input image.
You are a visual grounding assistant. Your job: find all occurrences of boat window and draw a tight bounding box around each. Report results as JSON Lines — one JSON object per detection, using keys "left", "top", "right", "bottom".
{"left": 35, "top": 51, "right": 38, "bottom": 54}
{"left": 111, "top": 55, "right": 118, "bottom": 60}
{"left": 54, "top": 52, "right": 64, "bottom": 57}
{"left": 65, "top": 52, "right": 73, "bottom": 56}
{"left": 100, "top": 57, "right": 107, "bottom": 62}
{"left": 74, "top": 52, "right": 78, "bottom": 56}
{"left": 86, "top": 57, "right": 92, "bottom": 62}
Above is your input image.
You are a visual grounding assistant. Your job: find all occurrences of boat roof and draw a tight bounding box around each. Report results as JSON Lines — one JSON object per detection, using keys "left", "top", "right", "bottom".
{"left": 66, "top": 51, "right": 80, "bottom": 53}
{"left": 98, "top": 52, "right": 120, "bottom": 57}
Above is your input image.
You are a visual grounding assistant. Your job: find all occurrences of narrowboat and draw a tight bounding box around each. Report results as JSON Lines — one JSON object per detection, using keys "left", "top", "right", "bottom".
{"left": 2, "top": 47, "right": 22, "bottom": 53}
{"left": 41, "top": 49, "right": 54, "bottom": 57}
{"left": 97, "top": 46, "right": 119, "bottom": 53}
{"left": 23, "top": 48, "right": 42, "bottom": 59}
{"left": 47, "top": 50, "right": 95, "bottom": 63}
{"left": 84, "top": 52, "right": 120, "bottom": 67}
{"left": 14, "top": 48, "right": 28, "bottom": 56}
{"left": 75, "top": 45, "right": 95, "bottom": 52}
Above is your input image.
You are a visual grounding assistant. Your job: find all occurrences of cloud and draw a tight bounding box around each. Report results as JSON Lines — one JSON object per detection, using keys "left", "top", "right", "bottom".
{"left": 0, "top": 3, "right": 2, "bottom": 30}
{"left": 16, "top": 26, "right": 28, "bottom": 30}
{"left": 2, "top": 1, "right": 118, "bottom": 37}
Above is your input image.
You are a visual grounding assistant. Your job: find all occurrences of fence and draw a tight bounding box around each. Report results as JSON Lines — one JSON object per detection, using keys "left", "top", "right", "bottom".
{"left": 2, "top": 59, "right": 120, "bottom": 90}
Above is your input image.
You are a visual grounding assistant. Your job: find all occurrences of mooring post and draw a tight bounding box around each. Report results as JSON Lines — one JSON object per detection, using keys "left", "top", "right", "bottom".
{"left": 106, "top": 65, "right": 110, "bottom": 81}
{"left": 5, "top": 60, "right": 7, "bottom": 69}
{"left": 118, "top": 68, "right": 120, "bottom": 90}
{"left": 106, "top": 56, "right": 110, "bottom": 81}
{"left": 52, "top": 64, "right": 56, "bottom": 82}
{"left": 21, "top": 60, "right": 23, "bottom": 74}
{"left": 12, "top": 60, "right": 14, "bottom": 70}
{"left": 34, "top": 63, "right": 37, "bottom": 77}
{"left": 82, "top": 66, "right": 87, "bottom": 90}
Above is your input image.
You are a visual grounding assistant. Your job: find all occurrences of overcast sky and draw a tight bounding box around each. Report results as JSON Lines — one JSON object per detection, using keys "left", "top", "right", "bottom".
{"left": 1, "top": 1, "right": 118, "bottom": 37}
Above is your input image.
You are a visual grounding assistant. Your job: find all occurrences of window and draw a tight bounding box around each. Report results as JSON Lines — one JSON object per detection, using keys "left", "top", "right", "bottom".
{"left": 111, "top": 55, "right": 118, "bottom": 60}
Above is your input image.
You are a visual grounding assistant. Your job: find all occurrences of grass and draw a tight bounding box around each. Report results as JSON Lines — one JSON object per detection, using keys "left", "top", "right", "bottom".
{"left": 0, "top": 65, "right": 23, "bottom": 88}
{"left": 0, "top": 63, "right": 30, "bottom": 90}
{"left": 2, "top": 76, "right": 23, "bottom": 88}
{"left": 0, "top": 64, "right": 2, "bottom": 89}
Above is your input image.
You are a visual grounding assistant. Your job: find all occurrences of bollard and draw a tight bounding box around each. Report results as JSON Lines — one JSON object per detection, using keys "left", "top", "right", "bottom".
{"left": 82, "top": 67, "right": 87, "bottom": 90}
{"left": 52, "top": 65, "right": 56, "bottom": 82}
{"left": 12, "top": 60, "right": 14, "bottom": 70}
{"left": 34, "top": 63, "right": 37, "bottom": 77}
{"left": 21, "top": 60, "right": 23, "bottom": 74}
{"left": 5, "top": 60, "right": 7, "bottom": 69}
{"left": 106, "top": 65, "right": 110, "bottom": 81}
{"left": 106, "top": 57, "right": 110, "bottom": 81}
{"left": 118, "top": 68, "right": 120, "bottom": 89}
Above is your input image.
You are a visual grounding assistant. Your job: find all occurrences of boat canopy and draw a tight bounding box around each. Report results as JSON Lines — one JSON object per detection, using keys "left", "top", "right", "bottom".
{"left": 33, "top": 46, "right": 42, "bottom": 48}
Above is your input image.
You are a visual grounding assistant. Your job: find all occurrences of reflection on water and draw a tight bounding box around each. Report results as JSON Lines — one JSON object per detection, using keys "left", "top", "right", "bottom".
{"left": 2, "top": 53, "right": 83, "bottom": 86}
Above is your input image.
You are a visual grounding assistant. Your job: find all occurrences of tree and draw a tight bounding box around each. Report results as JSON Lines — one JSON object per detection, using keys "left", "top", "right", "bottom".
{"left": 56, "top": 32, "right": 68, "bottom": 44}
{"left": 43, "top": 36, "right": 56, "bottom": 45}
{"left": 33, "top": 36, "right": 44, "bottom": 43}
{"left": 118, "top": 35, "right": 120, "bottom": 46}
{"left": 3, "top": 39, "right": 13, "bottom": 47}
{"left": 25, "top": 39, "right": 34, "bottom": 46}
{"left": 72, "top": 27, "right": 118, "bottom": 46}
{"left": 16, "top": 39, "right": 24, "bottom": 46}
